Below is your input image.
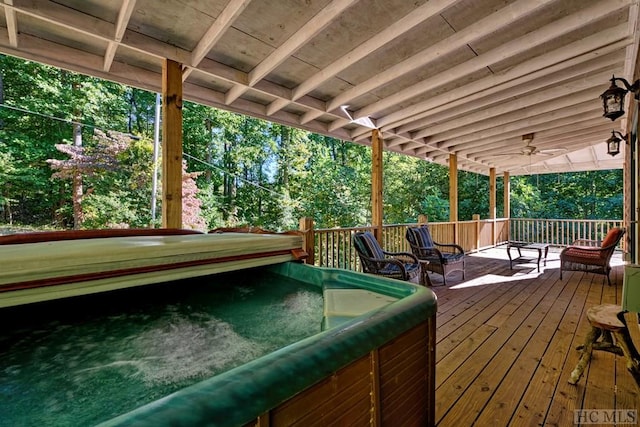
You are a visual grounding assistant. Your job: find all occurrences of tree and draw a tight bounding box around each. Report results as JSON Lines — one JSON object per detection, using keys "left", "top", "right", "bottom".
{"left": 297, "top": 134, "right": 370, "bottom": 228}
{"left": 181, "top": 161, "right": 206, "bottom": 230}
{"left": 48, "top": 130, "right": 140, "bottom": 228}
{"left": 0, "top": 55, "right": 130, "bottom": 226}
{"left": 0, "top": 54, "right": 624, "bottom": 232}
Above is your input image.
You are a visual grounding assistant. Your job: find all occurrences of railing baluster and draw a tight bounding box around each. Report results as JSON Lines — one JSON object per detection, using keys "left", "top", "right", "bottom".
{"left": 310, "top": 217, "right": 622, "bottom": 269}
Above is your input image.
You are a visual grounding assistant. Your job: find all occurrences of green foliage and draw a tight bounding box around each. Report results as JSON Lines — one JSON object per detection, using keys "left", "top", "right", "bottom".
{"left": 82, "top": 192, "right": 143, "bottom": 229}
{"left": 296, "top": 135, "right": 370, "bottom": 228}
{"left": 48, "top": 130, "right": 155, "bottom": 228}
{"left": 508, "top": 171, "right": 623, "bottom": 219}
{"left": 0, "top": 55, "right": 624, "bottom": 232}
{"left": 0, "top": 55, "right": 129, "bottom": 226}
{"left": 383, "top": 153, "right": 449, "bottom": 223}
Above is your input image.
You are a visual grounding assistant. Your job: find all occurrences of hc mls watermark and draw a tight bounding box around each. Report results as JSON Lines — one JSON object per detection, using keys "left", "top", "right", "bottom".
{"left": 574, "top": 409, "right": 638, "bottom": 424}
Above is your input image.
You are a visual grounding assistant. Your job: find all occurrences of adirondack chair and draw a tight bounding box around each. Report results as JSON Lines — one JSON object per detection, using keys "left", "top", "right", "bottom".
{"left": 353, "top": 231, "right": 423, "bottom": 285}
{"left": 406, "top": 225, "right": 465, "bottom": 286}
{"left": 560, "top": 227, "right": 625, "bottom": 286}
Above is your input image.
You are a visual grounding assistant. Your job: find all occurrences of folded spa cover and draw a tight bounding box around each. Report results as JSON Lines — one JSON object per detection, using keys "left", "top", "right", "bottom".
{"left": 0, "top": 230, "right": 304, "bottom": 308}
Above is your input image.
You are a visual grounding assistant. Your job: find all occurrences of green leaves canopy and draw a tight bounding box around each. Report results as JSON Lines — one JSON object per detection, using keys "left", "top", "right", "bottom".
{"left": 0, "top": 55, "right": 623, "bottom": 231}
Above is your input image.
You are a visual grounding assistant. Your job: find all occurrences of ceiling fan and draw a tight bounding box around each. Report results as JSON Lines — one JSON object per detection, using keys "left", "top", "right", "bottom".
{"left": 503, "top": 134, "right": 567, "bottom": 157}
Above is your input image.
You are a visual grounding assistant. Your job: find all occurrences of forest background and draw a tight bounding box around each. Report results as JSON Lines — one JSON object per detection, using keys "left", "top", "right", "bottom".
{"left": 0, "top": 55, "right": 623, "bottom": 232}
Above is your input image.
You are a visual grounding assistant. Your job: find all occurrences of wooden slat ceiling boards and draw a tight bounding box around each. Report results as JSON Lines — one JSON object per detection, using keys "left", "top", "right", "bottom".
{"left": 0, "top": 0, "right": 636, "bottom": 176}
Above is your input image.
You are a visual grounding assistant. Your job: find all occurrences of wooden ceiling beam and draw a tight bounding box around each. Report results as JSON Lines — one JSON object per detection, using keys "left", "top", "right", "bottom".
{"left": 191, "top": 0, "right": 251, "bottom": 68}
{"left": 325, "top": 0, "right": 557, "bottom": 116}
{"left": 352, "top": 53, "right": 621, "bottom": 153}
{"left": 265, "top": 0, "right": 460, "bottom": 116}
{"left": 462, "top": 124, "right": 614, "bottom": 160}
{"left": 350, "top": 26, "right": 629, "bottom": 141}
{"left": 473, "top": 138, "right": 606, "bottom": 163}
{"left": 379, "top": 44, "right": 628, "bottom": 135}
{"left": 225, "top": 0, "right": 359, "bottom": 105}
{"left": 353, "top": 0, "right": 629, "bottom": 120}
{"left": 423, "top": 107, "right": 603, "bottom": 159}
{"left": 292, "top": 0, "right": 459, "bottom": 101}
{"left": 4, "top": 0, "right": 114, "bottom": 41}
{"left": 426, "top": 89, "right": 603, "bottom": 148}
{"left": 2, "top": 0, "right": 369, "bottom": 133}
{"left": 432, "top": 92, "right": 600, "bottom": 150}
{"left": 404, "top": 62, "right": 620, "bottom": 138}
{"left": 3, "top": 0, "right": 17, "bottom": 48}
{"left": 410, "top": 71, "right": 614, "bottom": 141}
{"left": 103, "top": 0, "right": 137, "bottom": 72}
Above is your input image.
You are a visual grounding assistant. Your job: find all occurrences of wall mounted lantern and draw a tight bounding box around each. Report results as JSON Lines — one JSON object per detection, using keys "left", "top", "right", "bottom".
{"left": 605, "top": 130, "right": 627, "bottom": 157}
{"left": 601, "top": 75, "right": 640, "bottom": 121}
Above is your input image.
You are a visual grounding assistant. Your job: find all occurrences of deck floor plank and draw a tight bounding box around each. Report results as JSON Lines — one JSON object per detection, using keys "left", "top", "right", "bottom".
{"left": 474, "top": 269, "right": 581, "bottom": 426}
{"left": 544, "top": 273, "right": 603, "bottom": 426}
{"left": 436, "top": 324, "right": 497, "bottom": 388}
{"left": 436, "top": 281, "right": 524, "bottom": 356}
{"left": 432, "top": 247, "right": 638, "bottom": 427}
{"left": 436, "top": 258, "right": 564, "bottom": 424}
{"left": 511, "top": 271, "right": 588, "bottom": 425}
{"left": 581, "top": 269, "right": 620, "bottom": 415}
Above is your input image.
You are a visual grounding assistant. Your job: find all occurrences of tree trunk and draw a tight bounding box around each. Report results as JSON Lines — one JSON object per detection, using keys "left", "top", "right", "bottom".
{"left": 222, "top": 140, "right": 237, "bottom": 223}
{"left": 205, "top": 118, "right": 212, "bottom": 183}
{"left": 72, "top": 121, "right": 83, "bottom": 229}
{"left": 72, "top": 82, "right": 83, "bottom": 229}
{"left": 0, "top": 70, "right": 4, "bottom": 129}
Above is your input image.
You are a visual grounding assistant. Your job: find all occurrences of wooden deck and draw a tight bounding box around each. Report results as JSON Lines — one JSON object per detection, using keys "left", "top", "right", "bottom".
{"left": 430, "top": 246, "right": 638, "bottom": 426}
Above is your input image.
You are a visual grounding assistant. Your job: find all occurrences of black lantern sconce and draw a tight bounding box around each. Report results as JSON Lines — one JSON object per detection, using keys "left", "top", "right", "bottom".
{"left": 605, "top": 130, "right": 628, "bottom": 157}
{"left": 601, "top": 75, "right": 640, "bottom": 121}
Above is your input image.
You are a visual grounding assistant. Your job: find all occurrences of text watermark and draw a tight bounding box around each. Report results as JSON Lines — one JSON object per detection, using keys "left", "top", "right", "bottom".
{"left": 574, "top": 410, "right": 638, "bottom": 424}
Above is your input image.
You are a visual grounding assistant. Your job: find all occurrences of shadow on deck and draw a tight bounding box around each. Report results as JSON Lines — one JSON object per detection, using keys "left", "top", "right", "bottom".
{"left": 430, "top": 246, "right": 638, "bottom": 426}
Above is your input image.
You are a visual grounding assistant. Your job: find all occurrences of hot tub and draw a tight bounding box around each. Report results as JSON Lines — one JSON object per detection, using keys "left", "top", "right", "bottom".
{"left": 0, "top": 230, "right": 436, "bottom": 426}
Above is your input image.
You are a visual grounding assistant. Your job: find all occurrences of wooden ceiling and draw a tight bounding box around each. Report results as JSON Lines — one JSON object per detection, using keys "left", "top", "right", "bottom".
{"left": 0, "top": 0, "right": 636, "bottom": 176}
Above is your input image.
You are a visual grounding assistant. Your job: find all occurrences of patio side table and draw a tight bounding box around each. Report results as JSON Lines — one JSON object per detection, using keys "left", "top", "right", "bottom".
{"left": 507, "top": 241, "right": 550, "bottom": 273}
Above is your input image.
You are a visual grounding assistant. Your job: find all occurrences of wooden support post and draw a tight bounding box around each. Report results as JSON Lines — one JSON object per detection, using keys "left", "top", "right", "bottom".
{"left": 372, "top": 129, "right": 383, "bottom": 242}
{"left": 473, "top": 214, "right": 481, "bottom": 252}
{"left": 504, "top": 171, "right": 510, "bottom": 243}
{"left": 161, "top": 59, "right": 183, "bottom": 229}
{"left": 449, "top": 153, "right": 458, "bottom": 242}
{"left": 489, "top": 168, "right": 496, "bottom": 246}
{"left": 503, "top": 171, "right": 510, "bottom": 218}
{"left": 489, "top": 168, "right": 496, "bottom": 219}
{"left": 299, "top": 217, "right": 315, "bottom": 265}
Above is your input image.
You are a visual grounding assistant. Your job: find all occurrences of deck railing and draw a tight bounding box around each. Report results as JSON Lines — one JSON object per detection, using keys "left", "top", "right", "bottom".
{"left": 300, "top": 217, "right": 623, "bottom": 269}
{"left": 304, "top": 218, "right": 512, "bottom": 269}
{"left": 509, "top": 218, "right": 624, "bottom": 246}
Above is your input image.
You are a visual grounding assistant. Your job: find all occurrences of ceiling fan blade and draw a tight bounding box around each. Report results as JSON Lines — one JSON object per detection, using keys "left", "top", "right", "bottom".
{"left": 492, "top": 152, "right": 525, "bottom": 157}
{"left": 537, "top": 148, "right": 568, "bottom": 153}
